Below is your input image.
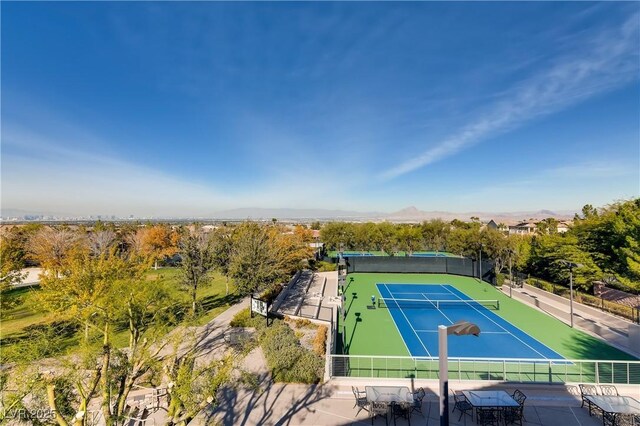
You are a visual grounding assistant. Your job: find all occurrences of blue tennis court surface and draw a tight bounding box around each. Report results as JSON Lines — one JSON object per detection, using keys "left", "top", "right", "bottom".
{"left": 341, "top": 252, "right": 374, "bottom": 257}
{"left": 376, "top": 283, "right": 565, "bottom": 359}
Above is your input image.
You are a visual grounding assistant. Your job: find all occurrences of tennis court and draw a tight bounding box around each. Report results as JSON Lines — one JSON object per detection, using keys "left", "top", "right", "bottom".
{"left": 376, "top": 283, "right": 565, "bottom": 359}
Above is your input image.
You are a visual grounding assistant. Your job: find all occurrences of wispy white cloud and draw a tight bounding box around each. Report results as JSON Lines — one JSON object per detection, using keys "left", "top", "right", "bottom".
{"left": 381, "top": 12, "right": 640, "bottom": 180}
{"left": 1, "top": 124, "right": 233, "bottom": 217}
{"left": 1, "top": 120, "right": 364, "bottom": 216}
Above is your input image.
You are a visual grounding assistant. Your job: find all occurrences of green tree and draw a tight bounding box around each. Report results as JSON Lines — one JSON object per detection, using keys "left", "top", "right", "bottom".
{"left": 179, "top": 229, "right": 215, "bottom": 315}
{"left": 377, "top": 222, "right": 398, "bottom": 255}
{"left": 395, "top": 225, "right": 422, "bottom": 255}
{"left": 229, "top": 222, "right": 283, "bottom": 296}
{"left": 420, "top": 219, "right": 450, "bottom": 252}
{"left": 319, "top": 222, "right": 355, "bottom": 251}
{"left": 210, "top": 227, "right": 234, "bottom": 295}
{"left": 36, "top": 249, "right": 178, "bottom": 426}
{"left": 0, "top": 228, "right": 26, "bottom": 293}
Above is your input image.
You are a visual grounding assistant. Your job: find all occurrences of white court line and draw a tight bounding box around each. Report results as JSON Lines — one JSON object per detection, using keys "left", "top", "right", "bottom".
{"left": 414, "top": 330, "right": 509, "bottom": 334}
{"left": 375, "top": 283, "right": 413, "bottom": 357}
{"left": 390, "top": 291, "right": 453, "bottom": 296}
{"left": 421, "top": 293, "right": 455, "bottom": 325}
{"left": 382, "top": 283, "right": 432, "bottom": 357}
{"left": 440, "top": 284, "right": 549, "bottom": 359}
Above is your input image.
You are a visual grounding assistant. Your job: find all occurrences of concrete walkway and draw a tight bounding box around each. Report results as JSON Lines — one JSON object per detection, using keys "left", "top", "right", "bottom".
{"left": 503, "top": 283, "right": 640, "bottom": 357}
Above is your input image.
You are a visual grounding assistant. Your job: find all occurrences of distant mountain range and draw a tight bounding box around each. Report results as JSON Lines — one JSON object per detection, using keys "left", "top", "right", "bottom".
{"left": 208, "top": 206, "right": 575, "bottom": 223}
{"left": 383, "top": 206, "right": 576, "bottom": 223}
{"left": 1, "top": 206, "right": 576, "bottom": 224}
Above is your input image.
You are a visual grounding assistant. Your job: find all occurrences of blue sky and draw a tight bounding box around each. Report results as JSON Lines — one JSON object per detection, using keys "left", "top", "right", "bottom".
{"left": 2, "top": 2, "right": 638, "bottom": 217}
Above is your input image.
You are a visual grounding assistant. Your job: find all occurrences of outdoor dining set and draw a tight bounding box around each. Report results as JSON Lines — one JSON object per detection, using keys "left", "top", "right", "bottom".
{"left": 451, "top": 389, "right": 527, "bottom": 426}
{"left": 352, "top": 385, "right": 425, "bottom": 425}
{"left": 576, "top": 384, "right": 640, "bottom": 426}
{"left": 352, "top": 386, "right": 525, "bottom": 425}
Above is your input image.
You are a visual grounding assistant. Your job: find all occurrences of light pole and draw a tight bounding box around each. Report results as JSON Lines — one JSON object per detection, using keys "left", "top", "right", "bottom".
{"left": 478, "top": 243, "right": 484, "bottom": 282}
{"left": 560, "top": 260, "right": 583, "bottom": 328}
{"left": 439, "top": 321, "right": 480, "bottom": 426}
{"left": 508, "top": 249, "right": 514, "bottom": 298}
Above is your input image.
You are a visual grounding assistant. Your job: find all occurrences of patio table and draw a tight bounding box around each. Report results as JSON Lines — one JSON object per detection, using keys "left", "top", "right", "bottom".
{"left": 462, "top": 390, "right": 520, "bottom": 409}
{"left": 365, "top": 386, "right": 414, "bottom": 404}
{"left": 585, "top": 395, "right": 640, "bottom": 425}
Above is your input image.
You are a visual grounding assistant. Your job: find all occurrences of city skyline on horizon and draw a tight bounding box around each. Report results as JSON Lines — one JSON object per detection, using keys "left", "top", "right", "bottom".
{"left": 2, "top": 2, "right": 639, "bottom": 216}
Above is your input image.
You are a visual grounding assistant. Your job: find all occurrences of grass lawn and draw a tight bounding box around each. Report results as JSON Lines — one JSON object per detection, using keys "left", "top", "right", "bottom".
{"left": 340, "top": 273, "right": 637, "bottom": 361}
{"left": 0, "top": 268, "right": 238, "bottom": 360}
{"left": 0, "top": 285, "right": 49, "bottom": 337}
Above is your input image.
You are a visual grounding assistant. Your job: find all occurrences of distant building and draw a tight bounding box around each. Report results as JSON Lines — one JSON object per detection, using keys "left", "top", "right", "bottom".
{"left": 557, "top": 221, "right": 572, "bottom": 233}
{"left": 486, "top": 220, "right": 498, "bottom": 230}
{"left": 509, "top": 221, "right": 537, "bottom": 235}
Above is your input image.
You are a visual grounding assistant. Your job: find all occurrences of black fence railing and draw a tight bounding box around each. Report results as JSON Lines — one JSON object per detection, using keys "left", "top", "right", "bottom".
{"left": 344, "top": 255, "right": 495, "bottom": 284}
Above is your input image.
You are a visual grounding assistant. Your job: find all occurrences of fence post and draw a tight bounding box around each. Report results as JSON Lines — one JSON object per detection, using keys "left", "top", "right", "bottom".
{"left": 595, "top": 362, "right": 599, "bottom": 384}
{"left": 548, "top": 361, "right": 552, "bottom": 384}
{"left": 503, "top": 360, "right": 506, "bottom": 381}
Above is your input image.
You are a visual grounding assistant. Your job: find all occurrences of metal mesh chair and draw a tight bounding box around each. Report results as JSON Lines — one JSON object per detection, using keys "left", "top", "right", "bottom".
{"left": 391, "top": 402, "right": 411, "bottom": 426}
{"left": 511, "top": 389, "right": 527, "bottom": 406}
{"left": 410, "top": 387, "right": 426, "bottom": 416}
{"left": 599, "top": 385, "right": 619, "bottom": 396}
{"left": 578, "top": 384, "right": 599, "bottom": 411}
{"left": 477, "top": 408, "right": 499, "bottom": 426}
{"left": 352, "top": 386, "right": 369, "bottom": 416}
{"left": 452, "top": 390, "right": 473, "bottom": 422}
{"left": 504, "top": 405, "right": 525, "bottom": 426}
{"left": 370, "top": 401, "right": 389, "bottom": 425}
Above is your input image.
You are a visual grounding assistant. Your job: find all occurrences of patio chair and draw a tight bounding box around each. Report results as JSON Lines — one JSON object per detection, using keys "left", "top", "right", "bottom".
{"left": 352, "top": 386, "right": 370, "bottom": 416}
{"left": 477, "top": 408, "right": 499, "bottom": 426}
{"left": 370, "top": 401, "right": 389, "bottom": 425}
{"left": 565, "top": 385, "right": 580, "bottom": 397}
{"left": 599, "top": 385, "right": 619, "bottom": 396}
{"left": 603, "top": 411, "right": 617, "bottom": 426}
{"left": 578, "top": 384, "right": 599, "bottom": 409}
{"left": 511, "top": 389, "right": 527, "bottom": 406}
{"left": 503, "top": 404, "right": 525, "bottom": 426}
{"left": 410, "top": 387, "right": 426, "bottom": 416}
{"left": 391, "top": 402, "right": 411, "bottom": 426}
{"left": 451, "top": 390, "right": 473, "bottom": 422}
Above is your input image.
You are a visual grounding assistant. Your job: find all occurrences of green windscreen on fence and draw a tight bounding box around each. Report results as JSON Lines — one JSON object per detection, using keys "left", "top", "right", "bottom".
{"left": 344, "top": 256, "right": 494, "bottom": 282}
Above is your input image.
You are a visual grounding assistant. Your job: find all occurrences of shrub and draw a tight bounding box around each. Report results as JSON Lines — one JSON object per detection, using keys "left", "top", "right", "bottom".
{"left": 230, "top": 308, "right": 264, "bottom": 328}
{"left": 315, "top": 261, "right": 337, "bottom": 272}
{"left": 260, "top": 284, "right": 283, "bottom": 304}
{"left": 230, "top": 308, "right": 252, "bottom": 327}
{"left": 294, "top": 318, "right": 315, "bottom": 328}
{"left": 260, "top": 322, "right": 323, "bottom": 384}
{"left": 312, "top": 325, "right": 327, "bottom": 356}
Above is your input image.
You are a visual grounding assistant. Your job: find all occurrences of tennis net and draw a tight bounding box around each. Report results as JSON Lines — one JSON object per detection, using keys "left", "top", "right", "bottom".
{"left": 377, "top": 297, "right": 500, "bottom": 310}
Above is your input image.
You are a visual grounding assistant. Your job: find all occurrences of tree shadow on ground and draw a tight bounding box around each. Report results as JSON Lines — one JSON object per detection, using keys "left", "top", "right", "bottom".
{"left": 209, "top": 372, "right": 334, "bottom": 426}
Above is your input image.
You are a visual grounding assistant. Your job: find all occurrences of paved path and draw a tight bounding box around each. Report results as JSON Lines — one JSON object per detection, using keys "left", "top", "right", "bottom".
{"left": 503, "top": 283, "right": 640, "bottom": 357}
